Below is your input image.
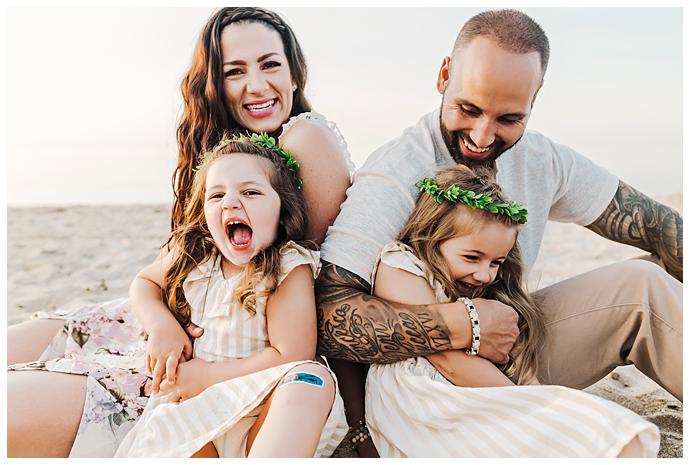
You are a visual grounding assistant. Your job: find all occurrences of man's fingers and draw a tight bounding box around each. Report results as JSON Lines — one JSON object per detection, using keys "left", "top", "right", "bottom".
{"left": 146, "top": 353, "right": 152, "bottom": 375}
{"left": 165, "top": 355, "right": 178, "bottom": 385}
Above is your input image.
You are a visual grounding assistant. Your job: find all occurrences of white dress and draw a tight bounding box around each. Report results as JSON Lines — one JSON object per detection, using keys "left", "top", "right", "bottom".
{"left": 115, "top": 242, "right": 348, "bottom": 457}
{"left": 7, "top": 111, "right": 353, "bottom": 457}
{"left": 365, "top": 241, "right": 660, "bottom": 458}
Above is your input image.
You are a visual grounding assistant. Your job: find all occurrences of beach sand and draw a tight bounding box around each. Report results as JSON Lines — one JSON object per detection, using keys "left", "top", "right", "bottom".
{"left": 6, "top": 194, "right": 682, "bottom": 458}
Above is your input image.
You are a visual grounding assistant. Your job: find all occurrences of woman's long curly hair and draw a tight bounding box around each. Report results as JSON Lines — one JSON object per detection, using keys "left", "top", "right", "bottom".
{"left": 163, "top": 136, "right": 310, "bottom": 325}
{"left": 172, "top": 7, "right": 311, "bottom": 231}
{"left": 398, "top": 166, "right": 546, "bottom": 384}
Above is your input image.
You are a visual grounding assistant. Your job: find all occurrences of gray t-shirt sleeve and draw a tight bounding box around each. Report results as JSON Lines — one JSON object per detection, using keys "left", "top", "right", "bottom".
{"left": 320, "top": 168, "right": 418, "bottom": 284}
{"left": 545, "top": 137, "right": 619, "bottom": 225}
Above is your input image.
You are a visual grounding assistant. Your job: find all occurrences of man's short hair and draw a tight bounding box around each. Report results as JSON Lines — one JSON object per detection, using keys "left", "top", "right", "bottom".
{"left": 453, "top": 9, "right": 550, "bottom": 77}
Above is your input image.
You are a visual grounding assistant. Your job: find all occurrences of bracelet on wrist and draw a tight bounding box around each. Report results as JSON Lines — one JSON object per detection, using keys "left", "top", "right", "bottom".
{"left": 348, "top": 418, "right": 371, "bottom": 444}
{"left": 460, "top": 297, "right": 480, "bottom": 356}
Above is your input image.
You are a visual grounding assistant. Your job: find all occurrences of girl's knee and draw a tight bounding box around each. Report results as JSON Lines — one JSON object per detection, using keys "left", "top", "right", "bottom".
{"left": 279, "top": 363, "right": 336, "bottom": 399}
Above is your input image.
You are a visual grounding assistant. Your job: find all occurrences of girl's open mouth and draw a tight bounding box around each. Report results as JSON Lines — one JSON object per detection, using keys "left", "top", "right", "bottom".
{"left": 227, "top": 221, "right": 253, "bottom": 250}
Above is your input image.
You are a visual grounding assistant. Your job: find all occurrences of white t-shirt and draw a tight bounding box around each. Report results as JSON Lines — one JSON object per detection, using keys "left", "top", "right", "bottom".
{"left": 321, "top": 108, "right": 619, "bottom": 284}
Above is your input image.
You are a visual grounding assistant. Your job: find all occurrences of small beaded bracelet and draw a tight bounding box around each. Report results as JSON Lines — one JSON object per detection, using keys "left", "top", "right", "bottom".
{"left": 349, "top": 418, "right": 371, "bottom": 444}
{"left": 460, "top": 297, "right": 480, "bottom": 356}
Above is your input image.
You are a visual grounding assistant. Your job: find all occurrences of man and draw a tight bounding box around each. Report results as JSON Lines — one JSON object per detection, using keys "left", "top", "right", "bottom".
{"left": 316, "top": 9, "right": 682, "bottom": 457}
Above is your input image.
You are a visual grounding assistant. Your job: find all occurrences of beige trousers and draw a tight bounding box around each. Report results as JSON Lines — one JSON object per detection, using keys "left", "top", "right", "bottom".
{"left": 532, "top": 258, "right": 682, "bottom": 400}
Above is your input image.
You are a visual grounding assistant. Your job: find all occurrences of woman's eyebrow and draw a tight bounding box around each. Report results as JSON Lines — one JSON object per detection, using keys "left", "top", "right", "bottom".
{"left": 224, "top": 52, "right": 280, "bottom": 66}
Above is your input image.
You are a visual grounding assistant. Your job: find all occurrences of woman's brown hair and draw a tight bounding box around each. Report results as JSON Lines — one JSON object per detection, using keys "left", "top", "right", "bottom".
{"left": 163, "top": 136, "right": 310, "bottom": 325}
{"left": 172, "top": 7, "right": 311, "bottom": 231}
{"left": 398, "top": 165, "right": 546, "bottom": 384}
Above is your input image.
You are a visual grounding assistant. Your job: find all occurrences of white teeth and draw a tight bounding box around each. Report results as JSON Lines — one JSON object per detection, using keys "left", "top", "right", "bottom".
{"left": 246, "top": 100, "right": 274, "bottom": 111}
{"left": 463, "top": 138, "right": 490, "bottom": 153}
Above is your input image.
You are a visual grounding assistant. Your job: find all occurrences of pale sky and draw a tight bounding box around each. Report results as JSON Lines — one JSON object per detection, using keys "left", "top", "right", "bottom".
{"left": 6, "top": 7, "right": 683, "bottom": 206}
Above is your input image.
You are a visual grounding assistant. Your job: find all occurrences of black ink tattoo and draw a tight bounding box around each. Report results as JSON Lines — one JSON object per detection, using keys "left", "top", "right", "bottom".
{"left": 587, "top": 181, "right": 682, "bottom": 281}
{"left": 315, "top": 262, "right": 453, "bottom": 364}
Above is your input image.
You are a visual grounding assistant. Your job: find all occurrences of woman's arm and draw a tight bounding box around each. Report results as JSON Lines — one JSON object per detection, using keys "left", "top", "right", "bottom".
{"left": 130, "top": 246, "right": 197, "bottom": 391}
{"left": 279, "top": 119, "right": 351, "bottom": 245}
{"left": 374, "top": 262, "right": 514, "bottom": 387}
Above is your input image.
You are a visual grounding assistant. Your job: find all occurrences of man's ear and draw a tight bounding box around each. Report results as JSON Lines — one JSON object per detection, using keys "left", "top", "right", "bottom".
{"left": 530, "top": 82, "right": 543, "bottom": 108}
{"left": 436, "top": 56, "right": 451, "bottom": 94}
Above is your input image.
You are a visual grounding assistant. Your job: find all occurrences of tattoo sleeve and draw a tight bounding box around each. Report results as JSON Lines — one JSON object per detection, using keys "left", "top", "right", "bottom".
{"left": 315, "top": 261, "right": 454, "bottom": 364}
{"left": 586, "top": 180, "right": 682, "bottom": 281}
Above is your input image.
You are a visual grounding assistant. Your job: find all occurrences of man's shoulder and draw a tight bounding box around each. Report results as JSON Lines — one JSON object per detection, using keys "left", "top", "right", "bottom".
{"left": 359, "top": 110, "right": 441, "bottom": 173}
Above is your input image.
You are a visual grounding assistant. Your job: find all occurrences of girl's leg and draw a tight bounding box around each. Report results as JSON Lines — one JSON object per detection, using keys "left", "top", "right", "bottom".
{"left": 191, "top": 442, "right": 219, "bottom": 458}
{"left": 8, "top": 319, "right": 64, "bottom": 365}
{"left": 7, "top": 370, "right": 86, "bottom": 457}
{"left": 617, "top": 436, "right": 644, "bottom": 458}
{"left": 246, "top": 363, "right": 335, "bottom": 457}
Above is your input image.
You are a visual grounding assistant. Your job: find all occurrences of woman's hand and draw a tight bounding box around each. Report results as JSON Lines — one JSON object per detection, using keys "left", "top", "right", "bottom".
{"left": 158, "top": 358, "right": 213, "bottom": 402}
{"left": 146, "top": 320, "right": 204, "bottom": 393}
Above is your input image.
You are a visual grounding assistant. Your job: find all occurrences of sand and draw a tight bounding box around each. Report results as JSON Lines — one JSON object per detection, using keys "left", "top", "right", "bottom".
{"left": 6, "top": 194, "right": 682, "bottom": 458}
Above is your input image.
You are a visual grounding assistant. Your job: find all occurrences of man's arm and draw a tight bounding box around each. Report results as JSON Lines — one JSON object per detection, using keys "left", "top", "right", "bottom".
{"left": 315, "top": 261, "right": 519, "bottom": 364}
{"left": 586, "top": 180, "right": 682, "bottom": 281}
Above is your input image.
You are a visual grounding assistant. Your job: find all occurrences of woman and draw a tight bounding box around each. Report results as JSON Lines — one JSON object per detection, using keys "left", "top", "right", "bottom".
{"left": 7, "top": 7, "right": 352, "bottom": 457}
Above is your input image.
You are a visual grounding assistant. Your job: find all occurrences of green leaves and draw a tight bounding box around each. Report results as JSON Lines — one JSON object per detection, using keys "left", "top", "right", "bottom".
{"left": 200, "top": 132, "right": 303, "bottom": 189}
{"left": 415, "top": 177, "right": 528, "bottom": 224}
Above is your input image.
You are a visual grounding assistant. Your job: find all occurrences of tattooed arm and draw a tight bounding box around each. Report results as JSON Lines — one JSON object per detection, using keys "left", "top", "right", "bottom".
{"left": 587, "top": 181, "right": 682, "bottom": 282}
{"left": 315, "top": 261, "right": 519, "bottom": 364}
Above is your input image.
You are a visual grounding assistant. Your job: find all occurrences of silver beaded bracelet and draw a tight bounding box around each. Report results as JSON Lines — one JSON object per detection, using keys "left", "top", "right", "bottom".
{"left": 460, "top": 297, "right": 480, "bottom": 356}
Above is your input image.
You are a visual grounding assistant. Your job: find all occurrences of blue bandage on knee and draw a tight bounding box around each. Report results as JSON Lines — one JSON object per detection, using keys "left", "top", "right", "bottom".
{"left": 278, "top": 372, "right": 324, "bottom": 389}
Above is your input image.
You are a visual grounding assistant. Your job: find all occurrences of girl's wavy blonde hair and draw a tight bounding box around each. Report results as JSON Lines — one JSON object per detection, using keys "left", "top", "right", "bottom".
{"left": 163, "top": 136, "right": 310, "bottom": 325}
{"left": 399, "top": 165, "right": 546, "bottom": 384}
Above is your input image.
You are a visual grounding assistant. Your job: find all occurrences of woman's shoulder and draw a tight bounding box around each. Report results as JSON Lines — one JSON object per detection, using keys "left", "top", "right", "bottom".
{"left": 280, "top": 112, "right": 355, "bottom": 173}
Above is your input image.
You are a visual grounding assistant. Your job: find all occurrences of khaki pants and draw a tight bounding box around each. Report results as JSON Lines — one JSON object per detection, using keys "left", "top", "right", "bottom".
{"left": 533, "top": 258, "right": 682, "bottom": 400}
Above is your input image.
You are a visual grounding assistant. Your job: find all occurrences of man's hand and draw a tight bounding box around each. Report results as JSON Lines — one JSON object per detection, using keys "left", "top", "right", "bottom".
{"left": 471, "top": 298, "right": 519, "bottom": 364}
{"left": 146, "top": 320, "right": 204, "bottom": 394}
{"left": 158, "top": 358, "right": 212, "bottom": 402}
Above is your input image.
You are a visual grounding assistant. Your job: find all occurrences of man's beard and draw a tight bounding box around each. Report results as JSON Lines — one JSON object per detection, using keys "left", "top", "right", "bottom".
{"left": 439, "top": 112, "right": 519, "bottom": 169}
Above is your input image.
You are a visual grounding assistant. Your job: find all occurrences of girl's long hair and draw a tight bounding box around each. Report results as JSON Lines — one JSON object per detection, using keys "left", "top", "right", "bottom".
{"left": 172, "top": 7, "right": 311, "bottom": 231}
{"left": 398, "top": 165, "right": 545, "bottom": 384}
{"left": 163, "top": 137, "right": 310, "bottom": 325}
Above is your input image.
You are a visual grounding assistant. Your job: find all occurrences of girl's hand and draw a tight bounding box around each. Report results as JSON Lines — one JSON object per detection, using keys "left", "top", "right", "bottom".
{"left": 158, "top": 358, "right": 213, "bottom": 402}
{"left": 146, "top": 320, "right": 204, "bottom": 393}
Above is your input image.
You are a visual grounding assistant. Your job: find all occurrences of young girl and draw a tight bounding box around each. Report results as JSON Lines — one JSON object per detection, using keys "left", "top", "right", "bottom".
{"left": 365, "top": 165, "right": 660, "bottom": 458}
{"left": 114, "top": 135, "right": 347, "bottom": 457}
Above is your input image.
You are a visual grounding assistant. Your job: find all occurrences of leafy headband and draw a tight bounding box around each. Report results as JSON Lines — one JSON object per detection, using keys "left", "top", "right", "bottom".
{"left": 416, "top": 177, "right": 528, "bottom": 224}
{"left": 198, "top": 132, "right": 302, "bottom": 189}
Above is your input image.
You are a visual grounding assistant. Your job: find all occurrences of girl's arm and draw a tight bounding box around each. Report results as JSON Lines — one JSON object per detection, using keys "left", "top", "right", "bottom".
{"left": 374, "top": 262, "right": 514, "bottom": 387}
{"left": 279, "top": 119, "right": 351, "bottom": 245}
{"left": 130, "top": 245, "right": 197, "bottom": 391}
{"left": 202, "top": 264, "right": 318, "bottom": 387}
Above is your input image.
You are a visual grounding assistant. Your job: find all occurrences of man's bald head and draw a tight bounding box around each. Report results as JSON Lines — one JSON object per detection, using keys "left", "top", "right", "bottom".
{"left": 452, "top": 9, "right": 550, "bottom": 78}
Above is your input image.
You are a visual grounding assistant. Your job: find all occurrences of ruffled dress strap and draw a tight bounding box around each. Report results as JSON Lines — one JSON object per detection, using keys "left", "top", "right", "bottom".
{"left": 372, "top": 241, "right": 450, "bottom": 304}
{"left": 281, "top": 111, "right": 356, "bottom": 173}
{"left": 278, "top": 241, "right": 321, "bottom": 284}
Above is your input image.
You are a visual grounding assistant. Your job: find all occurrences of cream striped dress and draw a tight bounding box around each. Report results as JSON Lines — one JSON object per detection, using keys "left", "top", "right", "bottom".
{"left": 365, "top": 241, "right": 660, "bottom": 458}
{"left": 115, "top": 242, "right": 348, "bottom": 457}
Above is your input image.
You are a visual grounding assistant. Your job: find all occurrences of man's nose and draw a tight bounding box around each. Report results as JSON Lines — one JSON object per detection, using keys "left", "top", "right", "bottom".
{"left": 469, "top": 119, "right": 496, "bottom": 149}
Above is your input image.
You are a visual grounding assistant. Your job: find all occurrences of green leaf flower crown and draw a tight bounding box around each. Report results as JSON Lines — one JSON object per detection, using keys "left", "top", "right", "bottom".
{"left": 197, "top": 132, "right": 302, "bottom": 189}
{"left": 415, "top": 177, "right": 528, "bottom": 224}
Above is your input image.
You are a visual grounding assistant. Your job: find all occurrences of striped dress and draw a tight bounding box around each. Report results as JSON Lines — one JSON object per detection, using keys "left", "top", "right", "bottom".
{"left": 365, "top": 241, "right": 660, "bottom": 458}
{"left": 114, "top": 242, "right": 348, "bottom": 457}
